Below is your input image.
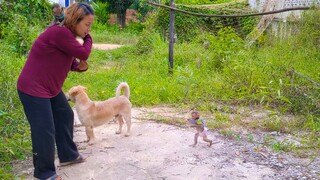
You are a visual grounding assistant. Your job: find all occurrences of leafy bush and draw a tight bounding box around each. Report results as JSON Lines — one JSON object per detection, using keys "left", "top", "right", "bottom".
{"left": 92, "top": 1, "right": 110, "bottom": 24}
{"left": 91, "top": 22, "right": 142, "bottom": 44}
{"left": 221, "top": 9, "right": 320, "bottom": 119}
{"left": 134, "top": 30, "right": 163, "bottom": 54}
{"left": 0, "top": 0, "right": 51, "bottom": 30}
{"left": 2, "top": 15, "right": 42, "bottom": 55}
{"left": 151, "top": 1, "right": 256, "bottom": 42}
{"left": 299, "top": 8, "right": 320, "bottom": 47}
{"left": 156, "top": 6, "right": 202, "bottom": 42}
{"left": 131, "top": 0, "right": 156, "bottom": 22}
{"left": 0, "top": 0, "right": 51, "bottom": 55}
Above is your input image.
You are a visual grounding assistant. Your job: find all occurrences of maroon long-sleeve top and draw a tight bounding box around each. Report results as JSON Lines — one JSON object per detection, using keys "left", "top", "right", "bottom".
{"left": 17, "top": 25, "right": 92, "bottom": 98}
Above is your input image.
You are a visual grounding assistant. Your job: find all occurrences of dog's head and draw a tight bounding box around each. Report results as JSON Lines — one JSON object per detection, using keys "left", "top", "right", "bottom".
{"left": 65, "top": 85, "right": 87, "bottom": 102}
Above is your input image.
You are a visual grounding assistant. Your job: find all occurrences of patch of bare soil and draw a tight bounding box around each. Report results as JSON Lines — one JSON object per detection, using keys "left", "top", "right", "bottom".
{"left": 92, "top": 44, "right": 123, "bottom": 50}
{"left": 76, "top": 39, "right": 123, "bottom": 51}
{"left": 13, "top": 106, "right": 319, "bottom": 180}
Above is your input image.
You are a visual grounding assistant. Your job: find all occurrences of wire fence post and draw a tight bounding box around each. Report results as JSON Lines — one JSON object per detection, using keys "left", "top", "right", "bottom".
{"left": 168, "top": 0, "right": 175, "bottom": 74}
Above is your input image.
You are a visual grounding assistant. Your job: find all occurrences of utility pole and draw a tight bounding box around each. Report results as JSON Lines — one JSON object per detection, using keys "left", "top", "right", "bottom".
{"left": 168, "top": 0, "right": 175, "bottom": 74}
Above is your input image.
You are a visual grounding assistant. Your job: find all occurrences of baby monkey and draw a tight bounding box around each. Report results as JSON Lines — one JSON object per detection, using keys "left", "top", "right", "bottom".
{"left": 50, "top": 3, "right": 88, "bottom": 72}
{"left": 187, "top": 111, "right": 213, "bottom": 147}
{"left": 50, "top": 3, "right": 65, "bottom": 26}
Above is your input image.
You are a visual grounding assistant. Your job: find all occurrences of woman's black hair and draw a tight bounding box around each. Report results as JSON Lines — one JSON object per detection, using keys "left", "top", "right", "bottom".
{"left": 79, "top": 2, "right": 95, "bottom": 15}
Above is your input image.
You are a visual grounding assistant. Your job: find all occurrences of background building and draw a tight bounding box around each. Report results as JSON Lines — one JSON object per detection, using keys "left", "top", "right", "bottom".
{"left": 48, "top": 0, "right": 76, "bottom": 7}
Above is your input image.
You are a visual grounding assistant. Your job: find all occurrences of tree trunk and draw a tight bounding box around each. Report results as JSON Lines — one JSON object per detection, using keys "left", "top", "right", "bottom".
{"left": 117, "top": 10, "right": 127, "bottom": 29}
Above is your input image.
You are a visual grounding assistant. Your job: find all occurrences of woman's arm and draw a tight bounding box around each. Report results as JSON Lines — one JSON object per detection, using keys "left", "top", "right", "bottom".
{"left": 53, "top": 27, "right": 92, "bottom": 60}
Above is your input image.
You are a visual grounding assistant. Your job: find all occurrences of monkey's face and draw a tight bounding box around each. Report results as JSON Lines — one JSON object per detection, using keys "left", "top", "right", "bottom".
{"left": 191, "top": 112, "right": 199, "bottom": 119}
{"left": 52, "top": 7, "right": 63, "bottom": 17}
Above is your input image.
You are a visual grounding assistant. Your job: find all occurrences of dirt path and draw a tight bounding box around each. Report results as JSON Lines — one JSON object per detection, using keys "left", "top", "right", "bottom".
{"left": 92, "top": 44, "right": 122, "bottom": 50}
{"left": 76, "top": 39, "right": 123, "bottom": 51}
{"left": 13, "top": 107, "right": 320, "bottom": 180}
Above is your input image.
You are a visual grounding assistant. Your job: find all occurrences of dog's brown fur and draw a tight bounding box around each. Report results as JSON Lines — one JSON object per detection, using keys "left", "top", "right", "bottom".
{"left": 66, "top": 82, "right": 132, "bottom": 145}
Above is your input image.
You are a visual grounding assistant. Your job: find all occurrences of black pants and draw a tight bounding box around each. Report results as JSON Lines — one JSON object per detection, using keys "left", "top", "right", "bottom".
{"left": 18, "top": 90, "right": 79, "bottom": 179}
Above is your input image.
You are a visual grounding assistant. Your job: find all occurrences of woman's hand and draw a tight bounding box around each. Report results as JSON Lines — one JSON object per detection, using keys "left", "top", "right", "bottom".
{"left": 71, "top": 59, "right": 88, "bottom": 72}
{"left": 77, "top": 60, "right": 88, "bottom": 72}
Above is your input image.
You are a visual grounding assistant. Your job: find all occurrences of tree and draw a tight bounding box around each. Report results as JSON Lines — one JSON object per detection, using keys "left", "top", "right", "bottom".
{"left": 105, "top": 0, "right": 135, "bottom": 29}
{"left": 95, "top": 0, "right": 158, "bottom": 28}
{"left": 131, "top": 0, "right": 156, "bottom": 22}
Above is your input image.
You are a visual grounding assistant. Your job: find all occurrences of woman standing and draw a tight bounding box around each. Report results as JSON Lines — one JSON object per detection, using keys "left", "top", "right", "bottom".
{"left": 17, "top": 2, "right": 94, "bottom": 180}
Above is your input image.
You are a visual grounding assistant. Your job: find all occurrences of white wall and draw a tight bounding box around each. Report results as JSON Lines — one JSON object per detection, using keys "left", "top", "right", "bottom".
{"left": 48, "top": 0, "right": 75, "bottom": 7}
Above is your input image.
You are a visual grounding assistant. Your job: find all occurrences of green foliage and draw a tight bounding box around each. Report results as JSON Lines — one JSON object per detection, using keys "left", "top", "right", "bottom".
{"left": 134, "top": 30, "right": 164, "bottom": 54}
{"left": 0, "top": 51, "right": 31, "bottom": 178}
{"left": 0, "top": 0, "right": 51, "bottom": 55}
{"left": 131, "top": 0, "right": 156, "bottom": 22}
{"left": 151, "top": 1, "right": 256, "bottom": 42}
{"left": 304, "top": 115, "right": 320, "bottom": 132}
{"left": 299, "top": 8, "right": 320, "bottom": 47}
{"left": 91, "top": 22, "right": 143, "bottom": 44}
{"left": 2, "top": 15, "right": 42, "bottom": 55}
{"left": 193, "top": 27, "right": 244, "bottom": 70}
{"left": 125, "top": 21, "right": 146, "bottom": 33}
{"left": 155, "top": 7, "right": 201, "bottom": 42}
{"left": 134, "top": 11, "right": 164, "bottom": 54}
{"left": 0, "top": 0, "right": 51, "bottom": 30}
{"left": 211, "top": 112, "right": 231, "bottom": 128}
{"left": 271, "top": 140, "right": 297, "bottom": 152}
{"left": 0, "top": 1, "right": 43, "bottom": 171}
{"left": 102, "top": 0, "right": 135, "bottom": 14}
{"left": 93, "top": 1, "right": 110, "bottom": 24}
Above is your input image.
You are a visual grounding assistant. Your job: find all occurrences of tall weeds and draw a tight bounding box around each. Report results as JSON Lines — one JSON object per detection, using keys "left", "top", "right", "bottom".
{"left": 0, "top": 51, "right": 31, "bottom": 179}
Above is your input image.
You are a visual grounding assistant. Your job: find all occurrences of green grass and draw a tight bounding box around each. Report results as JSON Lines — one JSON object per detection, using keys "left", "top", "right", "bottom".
{"left": 0, "top": 50, "right": 31, "bottom": 179}
{"left": 90, "top": 23, "right": 143, "bottom": 45}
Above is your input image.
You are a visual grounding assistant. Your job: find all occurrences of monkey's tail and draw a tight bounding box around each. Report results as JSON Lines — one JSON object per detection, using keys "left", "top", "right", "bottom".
{"left": 116, "top": 82, "right": 130, "bottom": 99}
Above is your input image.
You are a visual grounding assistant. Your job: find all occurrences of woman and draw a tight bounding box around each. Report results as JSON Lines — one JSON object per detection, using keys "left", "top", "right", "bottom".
{"left": 17, "top": 2, "right": 94, "bottom": 180}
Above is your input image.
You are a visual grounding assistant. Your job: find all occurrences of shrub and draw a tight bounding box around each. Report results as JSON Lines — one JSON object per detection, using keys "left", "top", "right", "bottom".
{"left": 93, "top": 1, "right": 110, "bottom": 24}
{"left": 0, "top": 0, "right": 51, "bottom": 55}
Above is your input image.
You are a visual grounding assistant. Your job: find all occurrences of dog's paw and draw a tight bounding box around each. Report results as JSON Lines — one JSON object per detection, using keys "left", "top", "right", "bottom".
{"left": 115, "top": 131, "right": 121, "bottom": 134}
{"left": 87, "top": 138, "right": 95, "bottom": 145}
{"left": 74, "top": 124, "right": 82, "bottom": 127}
{"left": 78, "top": 140, "right": 88, "bottom": 143}
{"left": 124, "top": 133, "right": 130, "bottom": 137}
{"left": 88, "top": 140, "right": 95, "bottom": 145}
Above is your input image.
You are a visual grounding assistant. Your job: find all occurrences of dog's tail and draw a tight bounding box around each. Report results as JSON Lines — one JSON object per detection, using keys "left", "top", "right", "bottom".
{"left": 116, "top": 82, "right": 130, "bottom": 99}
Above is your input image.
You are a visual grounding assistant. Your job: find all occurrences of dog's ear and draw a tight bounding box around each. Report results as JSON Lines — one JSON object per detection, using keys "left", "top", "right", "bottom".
{"left": 69, "top": 87, "right": 80, "bottom": 96}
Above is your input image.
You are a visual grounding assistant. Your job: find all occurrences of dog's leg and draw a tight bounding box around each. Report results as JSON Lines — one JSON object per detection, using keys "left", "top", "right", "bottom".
{"left": 115, "top": 115, "right": 124, "bottom": 134}
{"left": 123, "top": 113, "right": 131, "bottom": 137}
{"left": 85, "top": 126, "right": 95, "bottom": 145}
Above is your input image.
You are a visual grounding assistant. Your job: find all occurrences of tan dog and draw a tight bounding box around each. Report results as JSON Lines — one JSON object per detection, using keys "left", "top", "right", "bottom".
{"left": 66, "top": 82, "right": 132, "bottom": 145}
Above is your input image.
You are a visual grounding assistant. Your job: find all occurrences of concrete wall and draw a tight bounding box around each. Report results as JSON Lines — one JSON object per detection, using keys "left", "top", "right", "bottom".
{"left": 248, "top": 0, "right": 319, "bottom": 41}
{"left": 249, "top": 0, "right": 320, "bottom": 20}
